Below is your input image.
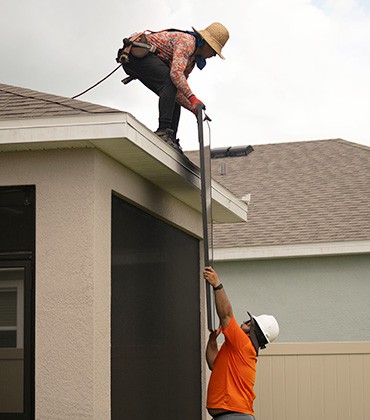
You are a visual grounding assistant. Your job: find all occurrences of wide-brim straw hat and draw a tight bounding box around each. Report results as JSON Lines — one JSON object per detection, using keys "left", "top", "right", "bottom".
{"left": 192, "top": 22, "right": 229, "bottom": 59}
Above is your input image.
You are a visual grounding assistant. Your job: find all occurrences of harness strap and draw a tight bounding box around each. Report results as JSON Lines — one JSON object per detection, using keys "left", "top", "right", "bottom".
{"left": 117, "top": 28, "right": 206, "bottom": 74}
{"left": 116, "top": 32, "right": 145, "bottom": 63}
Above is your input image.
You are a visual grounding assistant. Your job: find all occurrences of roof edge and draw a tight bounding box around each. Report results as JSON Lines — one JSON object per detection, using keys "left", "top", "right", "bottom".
{"left": 214, "top": 240, "right": 370, "bottom": 261}
{"left": 0, "top": 111, "right": 248, "bottom": 224}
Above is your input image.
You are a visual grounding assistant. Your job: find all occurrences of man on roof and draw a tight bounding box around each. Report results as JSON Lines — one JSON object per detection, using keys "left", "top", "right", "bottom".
{"left": 118, "top": 23, "right": 229, "bottom": 154}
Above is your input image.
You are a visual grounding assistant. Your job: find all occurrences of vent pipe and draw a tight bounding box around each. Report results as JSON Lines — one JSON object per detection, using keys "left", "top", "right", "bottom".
{"left": 211, "top": 145, "right": 254, "bottom": 159}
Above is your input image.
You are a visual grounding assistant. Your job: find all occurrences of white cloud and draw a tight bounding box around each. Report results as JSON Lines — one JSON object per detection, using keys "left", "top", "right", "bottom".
{"left": 1, "top": 0, "right": 369, "bottom": 150}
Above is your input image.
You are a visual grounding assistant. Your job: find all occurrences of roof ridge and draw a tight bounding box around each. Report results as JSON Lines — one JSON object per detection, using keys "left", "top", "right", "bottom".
{"left": 252, "top": 138, "right": 370, "bottom": 153}
{"left": 331, "top": 138, "right": 370, "bottom": 152}
{"left": 251, "top": 138, "right": 347, "bottom": 147}
{"left": 186, "top": 138, "right": 370, "bottom": 154}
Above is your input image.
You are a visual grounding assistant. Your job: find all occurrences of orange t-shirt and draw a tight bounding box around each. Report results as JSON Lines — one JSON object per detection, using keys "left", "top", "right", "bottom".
{"left": 207, "top": 316, "right": 257, "bottom": 415}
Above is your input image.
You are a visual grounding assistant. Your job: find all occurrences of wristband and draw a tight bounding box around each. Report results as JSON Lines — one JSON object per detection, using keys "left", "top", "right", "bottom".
{"left": 213, "top": 283, "right": 223, "bottom": 291}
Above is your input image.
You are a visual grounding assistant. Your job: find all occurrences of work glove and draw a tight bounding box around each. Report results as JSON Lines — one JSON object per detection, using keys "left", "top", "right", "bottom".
{"left": 189, "top": 94, "right": 205, "bottom": 114}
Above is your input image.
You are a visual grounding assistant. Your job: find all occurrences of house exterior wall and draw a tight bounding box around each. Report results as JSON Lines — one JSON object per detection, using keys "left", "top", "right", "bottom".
{"left": 1, "top": 149, "right": 97, "bottom": 419}
{"left": 214, "top": 254, "right": 370, "bottom": 342}
{"left": 0, "top": 148, "right": 207, "bottom": 419}
{"left": 211, "top": 255, "right": 370, "bottom": 419}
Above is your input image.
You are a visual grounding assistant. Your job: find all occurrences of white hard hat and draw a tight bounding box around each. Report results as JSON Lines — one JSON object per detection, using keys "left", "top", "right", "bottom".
{"left": 253, "top": 314, "right": 280, "bottom": 343}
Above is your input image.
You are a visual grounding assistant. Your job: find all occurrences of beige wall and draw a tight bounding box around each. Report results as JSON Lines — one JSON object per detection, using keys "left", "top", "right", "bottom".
{"left": 254, "top": 342, "right": 370, "bottom": 420}
{"left": 0, "top": 148, "right": 206, "bottom": 419}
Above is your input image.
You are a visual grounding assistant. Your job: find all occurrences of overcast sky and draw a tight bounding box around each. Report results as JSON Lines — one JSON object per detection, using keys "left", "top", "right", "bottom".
{"left": 2, "top": 0, "right": 370, "bottom": 151}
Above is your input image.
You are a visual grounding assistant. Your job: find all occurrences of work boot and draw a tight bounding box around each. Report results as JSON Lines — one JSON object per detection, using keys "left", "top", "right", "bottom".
{"left": 172, "top": 138, "right": 183, "bottom": 154}
{"left": 155, "top": 128, "right": 183, "bottom": 154}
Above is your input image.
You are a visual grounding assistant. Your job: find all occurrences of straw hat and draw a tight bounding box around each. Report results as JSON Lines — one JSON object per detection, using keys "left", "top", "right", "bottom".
{"left": 192, "top": 22, "right": 229, "bottom": 59}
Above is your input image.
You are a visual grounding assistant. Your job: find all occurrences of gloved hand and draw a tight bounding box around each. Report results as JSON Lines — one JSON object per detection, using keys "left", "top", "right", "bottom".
{"left": 189, "top": 94, "right": 205, "bottom": 114}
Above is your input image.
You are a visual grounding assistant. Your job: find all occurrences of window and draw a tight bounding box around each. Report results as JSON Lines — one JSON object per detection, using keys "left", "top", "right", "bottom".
{"left": 0, "top": 269, "right": 24, "bottom": 349}
{"left": 111, "top": 195, "right": 201, "bottom": 419}
{"left": 0, "top": 186, "right": 35, "bottom": 419}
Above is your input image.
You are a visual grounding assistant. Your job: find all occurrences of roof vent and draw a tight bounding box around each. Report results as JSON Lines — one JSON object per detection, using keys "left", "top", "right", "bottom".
{"left": 211, "top": 145, "right": 254, "bottom": 159}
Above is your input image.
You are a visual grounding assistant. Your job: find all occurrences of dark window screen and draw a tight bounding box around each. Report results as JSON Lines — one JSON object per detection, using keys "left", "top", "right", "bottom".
{"left": 111, "top": 195, "right": 201, "bottom": 420}
{"left": 0, "top": 185, "right": 35, "bottom": 419}
{"left": 0, "top": 187, "right": 35, "bottom": 252}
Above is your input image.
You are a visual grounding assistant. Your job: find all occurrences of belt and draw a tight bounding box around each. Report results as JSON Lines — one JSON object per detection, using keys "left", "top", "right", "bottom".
{"left": 213, "top": 412, "right": 254, "bottom": 419}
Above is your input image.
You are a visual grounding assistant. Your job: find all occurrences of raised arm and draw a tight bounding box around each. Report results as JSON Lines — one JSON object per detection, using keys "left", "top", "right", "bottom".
{"left": 203, "top": 266, "right": 233, "bottom": 330}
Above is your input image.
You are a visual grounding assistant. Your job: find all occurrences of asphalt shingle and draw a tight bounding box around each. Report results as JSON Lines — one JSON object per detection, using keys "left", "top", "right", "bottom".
{"left": 187, "top": 139, "right": 370, "bottom": 247}
{"left": 1, "top": 83, "right": 369, "bottom": 247}
{"left": 0, "top": 83, "right": 122, "bottom": 120}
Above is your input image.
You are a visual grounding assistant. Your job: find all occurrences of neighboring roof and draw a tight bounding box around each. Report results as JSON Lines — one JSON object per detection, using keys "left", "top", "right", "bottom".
{"left": 0, "top": 83, "right": 248, "bottom": 224}
{"left": 0, "top": 83, "right": 121, "bottom": 119}
{"left": 187, "top": 139, "right": 370, "bottom": 248}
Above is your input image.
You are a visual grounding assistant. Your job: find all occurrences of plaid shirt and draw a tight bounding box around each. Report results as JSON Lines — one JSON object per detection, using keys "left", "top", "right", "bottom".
{"left": 146, "top": 31, "right": 197, "bottom": 111}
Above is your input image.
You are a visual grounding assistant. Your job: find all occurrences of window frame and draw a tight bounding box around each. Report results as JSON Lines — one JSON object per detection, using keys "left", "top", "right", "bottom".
{"left": 0, "top": 274, "right": 24, "bottom": 349}
{"left": 0, "top": 258, "right": 34, "bottom": 419}
{"left": 0, "top": 185, "right": 35, "bottom": 419}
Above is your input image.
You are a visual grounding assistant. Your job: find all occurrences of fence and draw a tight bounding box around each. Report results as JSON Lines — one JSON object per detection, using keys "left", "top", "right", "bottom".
{"left": 254, "top": 342, "right": 370, "bottom": 420}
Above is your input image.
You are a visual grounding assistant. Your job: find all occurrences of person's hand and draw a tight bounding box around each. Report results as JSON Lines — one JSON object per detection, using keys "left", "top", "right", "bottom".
{"left": 203, "top": 266, "right": 221, "bottom": 288}
{"left": 189, "top": 94, "right": 205, "bottom": 114}
{"left": 209, "top": 325, "right": 222, "bottom": 341}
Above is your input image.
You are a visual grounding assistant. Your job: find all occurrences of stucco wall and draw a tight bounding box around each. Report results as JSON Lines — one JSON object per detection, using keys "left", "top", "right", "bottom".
{"left": 214, "top": 254, "right": 370, "bottom": 342}
{"left": 0, "top": 147, "right": 206, "bottom": 419}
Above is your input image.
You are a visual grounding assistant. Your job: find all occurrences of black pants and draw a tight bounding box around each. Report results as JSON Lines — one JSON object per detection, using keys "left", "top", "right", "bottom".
{"left": 122, "top": 53, "right": 181, "bottom": 137}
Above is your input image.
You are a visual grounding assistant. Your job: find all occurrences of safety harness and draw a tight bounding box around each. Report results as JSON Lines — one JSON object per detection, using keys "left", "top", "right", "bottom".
{"left": 116, "top": 29, "right": 205, "bottom": 66}
{"left": 116, "top": 29, "right": 206, "bottom": 85}
{"left": 116, "top": 32, "right": 159, "bottom": 64}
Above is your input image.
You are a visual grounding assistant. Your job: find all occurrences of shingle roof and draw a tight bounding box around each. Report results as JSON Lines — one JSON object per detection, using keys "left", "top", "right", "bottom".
{"left": 0, "top": 83, "right": 122, "bottom": 120}
{"left": 2, "top": 84, "right": 369, "bottom": 247}
{"left": 187, "top": 139, "right": 370, "bottom": 247}
{"left": 0, "top": 83, "right": 247, "bottom": 224}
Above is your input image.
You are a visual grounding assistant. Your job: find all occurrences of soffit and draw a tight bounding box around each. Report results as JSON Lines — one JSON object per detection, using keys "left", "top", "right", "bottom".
{"left": 0, "top": 113, "right": 248, "bottom": 223}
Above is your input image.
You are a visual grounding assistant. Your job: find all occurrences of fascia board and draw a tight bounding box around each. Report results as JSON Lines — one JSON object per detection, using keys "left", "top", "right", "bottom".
{"left": 0, "top": 112, "right": 248, "bottom": 223}
{"left": 214, "top": 240, "right": 370, "bottom": 261}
